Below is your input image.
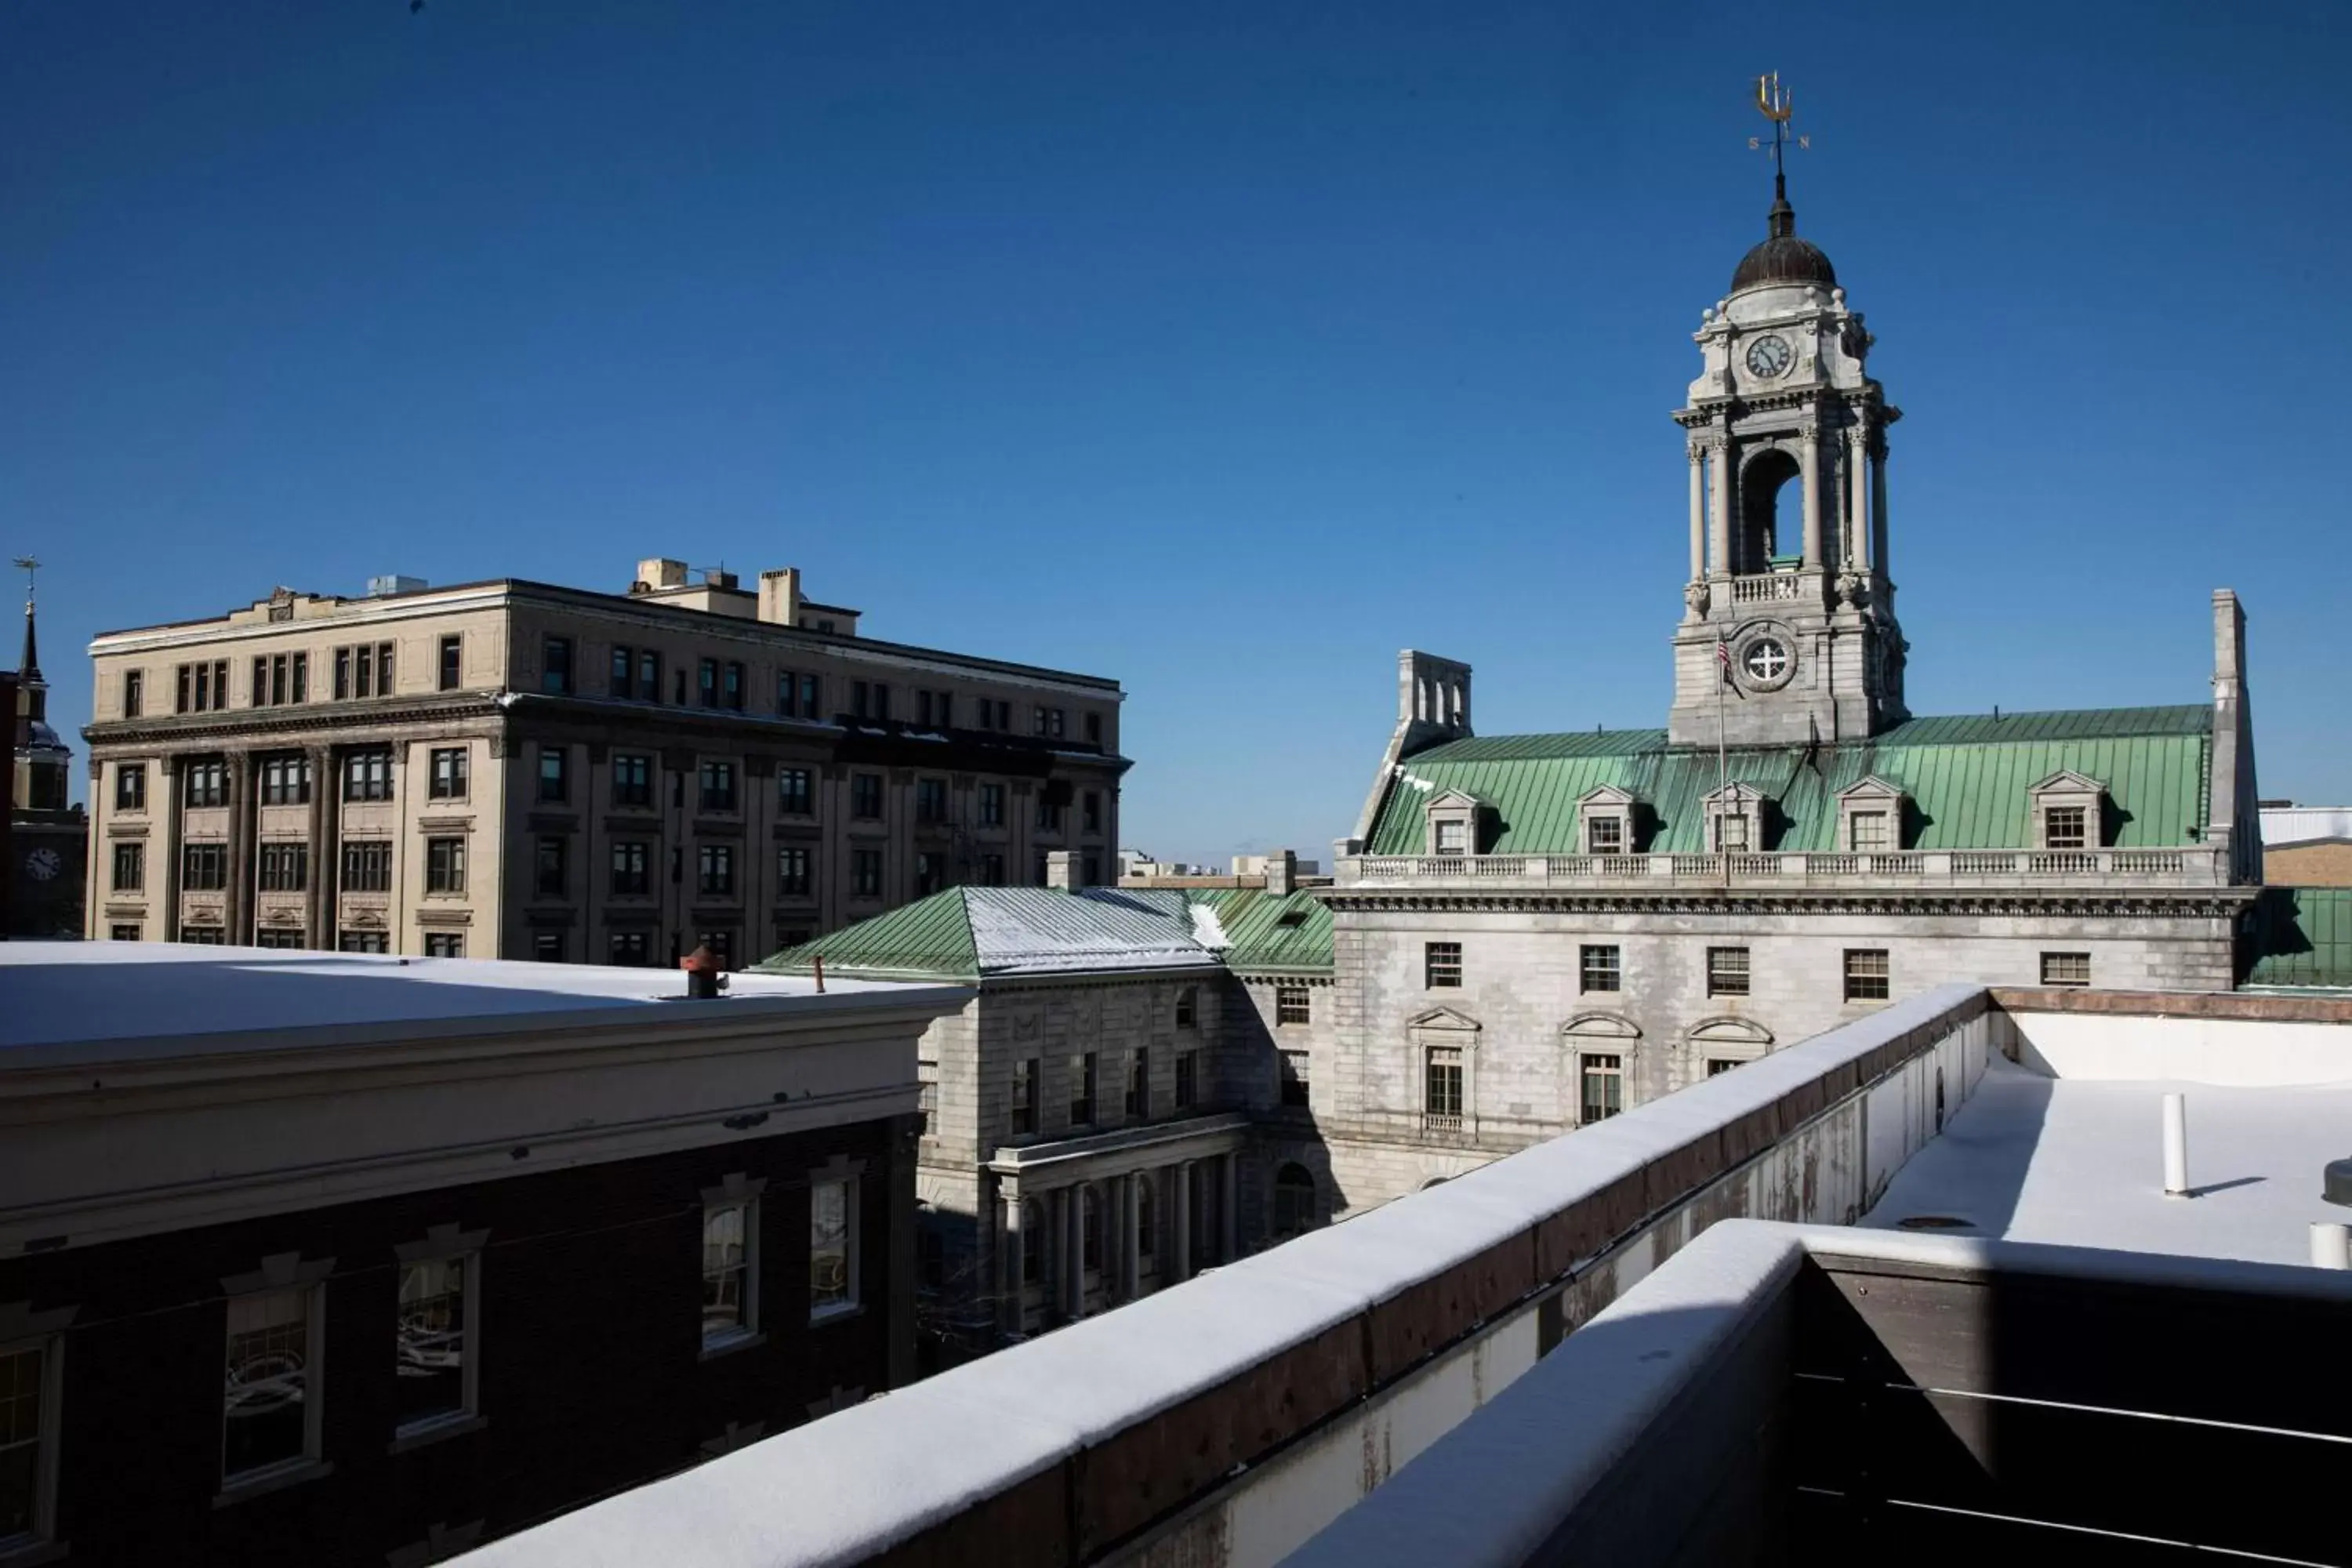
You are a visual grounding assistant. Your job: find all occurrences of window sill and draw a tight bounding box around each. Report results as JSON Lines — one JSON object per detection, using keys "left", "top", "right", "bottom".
{"left": 809, "top": 1302, "right": 866, "bottom": 1330}
{"left": 699, "top": 1330, "right": 767, "bottom": 1363}
{"left": 389, "top": 1413, "right": 488, "bottom": 1454}
{"left": 212, "top": 1458, "right": 333, "bottom": 1508}
{"left": 0, "top": 1538, "right": 68, "bottom": 1568}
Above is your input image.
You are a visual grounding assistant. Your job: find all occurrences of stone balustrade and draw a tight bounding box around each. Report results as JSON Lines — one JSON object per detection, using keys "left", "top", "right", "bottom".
{"left": 1336, "top": 844, "right": 2228, "bottom": 890}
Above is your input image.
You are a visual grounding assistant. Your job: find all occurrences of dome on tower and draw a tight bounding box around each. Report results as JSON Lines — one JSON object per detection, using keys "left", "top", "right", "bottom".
{"left": 1729, "top": 185, "right": 1835, "bottom": 295}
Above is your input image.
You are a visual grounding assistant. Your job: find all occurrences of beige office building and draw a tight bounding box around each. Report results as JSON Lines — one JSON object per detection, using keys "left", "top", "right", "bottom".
{"left": 81, "top": 558, "right": 1125, "bottom": 964}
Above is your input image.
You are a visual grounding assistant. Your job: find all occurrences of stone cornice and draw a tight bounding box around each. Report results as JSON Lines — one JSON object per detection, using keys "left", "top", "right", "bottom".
{"left": 1320, "top": 887, "right": 2258, "bottom": 920}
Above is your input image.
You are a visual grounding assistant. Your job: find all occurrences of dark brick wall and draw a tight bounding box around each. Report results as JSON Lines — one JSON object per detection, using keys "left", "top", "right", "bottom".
{"left": 2, "top": 1111, "right": 919, "bottom": 1567}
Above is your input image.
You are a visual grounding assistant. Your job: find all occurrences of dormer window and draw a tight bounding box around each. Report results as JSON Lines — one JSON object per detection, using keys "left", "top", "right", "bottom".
{"left": 1422, "top": 787, "right": 1489, "bottom": 858}
{"left": 2027, "top": 771, "right": 2107, "bottom": 852}
{"left": 1703, "top": 782, "right": 1769, "bottom": 855}
{"left": 1835, "top": 775, "right": 1908, "bottom": 854}
{"left": 1576, "top": 785, "right": 1639, "bottom": 858}
{"left": 1715, "top": 814, "right": 1750, "bottom": 852}
{"left": 1435, "top": 820, "right": 1466, "bottom": 855}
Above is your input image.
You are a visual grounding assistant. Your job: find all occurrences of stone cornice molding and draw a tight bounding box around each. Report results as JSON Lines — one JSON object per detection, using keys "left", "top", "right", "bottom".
{"left": 1319, "top": 888, "right": 2256, "bottom": 920}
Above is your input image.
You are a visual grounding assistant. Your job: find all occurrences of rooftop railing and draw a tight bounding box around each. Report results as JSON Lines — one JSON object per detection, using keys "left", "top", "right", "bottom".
{"left": 1334, "top": 844, "right": 2230, "bottom": 890}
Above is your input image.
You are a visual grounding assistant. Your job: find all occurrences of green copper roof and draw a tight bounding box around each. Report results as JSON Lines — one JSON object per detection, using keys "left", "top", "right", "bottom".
{"left": 2244, "top": 886, "right": 2352, "bottom": 990}
{"left": 1185, "top": 887, "right": 1334, "bottom": 973}
{"left": 1366, "top": 705, "right": 2214, "bottom": 855}
{"left": 759, "top": 886, "right": 985, "bottom": 981}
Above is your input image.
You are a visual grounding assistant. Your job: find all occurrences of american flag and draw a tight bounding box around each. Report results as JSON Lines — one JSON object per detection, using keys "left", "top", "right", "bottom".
{"left": 1716, "top": 641, "right": 1732, "bottom": 677}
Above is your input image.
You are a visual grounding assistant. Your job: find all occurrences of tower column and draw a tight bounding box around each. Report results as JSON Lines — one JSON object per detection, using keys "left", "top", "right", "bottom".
{"left": 1846, "top": 426, "right": 1870, "bottom": 572}
{"left": 1871, "top": 441, "right": 1890, "bottom": 580}
{"left": 1798, "top": 423, "right": 1824, "bottom": 569}
{"left": 1707, "top": 439, "right": 1731, "bottom": 579}
{"left": 1686, "top": 440, "right": 1706, "bottom": 581}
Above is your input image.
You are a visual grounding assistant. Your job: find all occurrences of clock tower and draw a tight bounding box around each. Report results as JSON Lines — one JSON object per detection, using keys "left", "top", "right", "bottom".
{"left": 1666, "top": 82, "right": 1906, "bottom": 748}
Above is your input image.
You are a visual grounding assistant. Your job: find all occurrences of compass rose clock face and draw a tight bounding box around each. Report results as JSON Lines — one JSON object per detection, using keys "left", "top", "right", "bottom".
{"left": 24, "top": 846, "right": 62, "bottom": 883}
{"left": 1744, "top": 333, "right": 1792, "bottom": 379}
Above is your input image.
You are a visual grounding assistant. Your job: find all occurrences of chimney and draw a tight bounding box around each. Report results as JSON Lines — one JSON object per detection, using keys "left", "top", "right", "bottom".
{"left": 637, "top": 557, "right": 688, "bottom": 591}
{"left": 1263, "top": 848, "right": 1298, "bottom": 896}
{"left": 758, "top": 568, "right": 803, "bottom": 626}
{"left": 681, "top": 942, "right": 727, "bottom": 1000}
{"left": 1045, "top": 850, "right": 1084, "bottom": 893}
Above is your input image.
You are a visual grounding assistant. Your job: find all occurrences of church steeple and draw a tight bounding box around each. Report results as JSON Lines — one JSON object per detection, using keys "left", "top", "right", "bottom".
{"left": 13, "top": 554, "right": 45, "bottom": 724}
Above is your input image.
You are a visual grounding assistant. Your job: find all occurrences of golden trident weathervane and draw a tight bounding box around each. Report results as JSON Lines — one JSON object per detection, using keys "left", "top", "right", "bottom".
{"left": 1747, "top": 71, "right": 1809, "bottom": 191}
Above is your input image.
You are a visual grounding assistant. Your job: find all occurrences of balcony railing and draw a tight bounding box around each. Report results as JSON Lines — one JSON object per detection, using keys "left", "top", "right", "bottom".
{"left": 1728, "top": 570, "right": 1804, "bottom": 604}
{"left": 1336, "top": 845, "right": 2227, "bottom": 889}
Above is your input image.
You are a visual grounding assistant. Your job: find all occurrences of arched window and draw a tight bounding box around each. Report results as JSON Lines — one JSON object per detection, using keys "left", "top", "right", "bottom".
{"left": 1020, "top": 1199, "right": 1042, "bottom": 1284}
{"left": 1272, "top": 1163, "right": 1318, "bottom": 1240}
{"left": 1136, "top": 1176, "right": 1156, "bottom": 1258}
{"left": 1081, "top": 1188, "right": 1102, "bottom": 1271}
{"left": 1737, "top": 447, "right": 1802, "bottom": 572}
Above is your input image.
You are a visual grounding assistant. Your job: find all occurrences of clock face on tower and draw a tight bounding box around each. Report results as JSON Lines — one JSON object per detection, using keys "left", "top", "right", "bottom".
{"left": 24, "top": 847, "right": 61, "bottom": 883}
{"left": 1744, "top": 334, "right": 1792, "bottom": 379}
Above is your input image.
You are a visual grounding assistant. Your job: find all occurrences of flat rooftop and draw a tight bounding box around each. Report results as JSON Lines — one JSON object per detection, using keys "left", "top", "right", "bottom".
{"left": 0, "top": 941, "right": 964, "bottom": 1064}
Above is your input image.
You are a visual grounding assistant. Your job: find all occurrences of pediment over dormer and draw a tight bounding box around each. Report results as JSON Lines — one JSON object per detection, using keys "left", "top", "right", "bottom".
{"left": 1837, "top": 774, "right": 1905, "bottom": 804}
{"left": 2028, "top": 770, "right": 2104, "bottom": 796}
{"left": 1688, "top": 1015, "right": 1773, "bottom": 1046}
{"left": 1576, "top": 784, "right": 1638, "bottom": 808}
{"left": 1425, "top": 787, "right": 1489, "bottom": 811}
{"left": 1562, "top": 1011, "right": 1641, "bottom": 1040}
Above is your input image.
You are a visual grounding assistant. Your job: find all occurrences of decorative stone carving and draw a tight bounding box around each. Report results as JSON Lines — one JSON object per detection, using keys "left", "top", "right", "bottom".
{"left": 1835, "top": 569, "right": 1866, "bottom": 608}
{"left": 1683, "top": 579, "right": 1711, "bottom": 615}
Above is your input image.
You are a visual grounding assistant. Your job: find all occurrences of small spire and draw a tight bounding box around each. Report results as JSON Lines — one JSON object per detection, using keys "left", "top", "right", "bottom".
{"left": 10, "top": 556, "right": 38, "bottom": 684}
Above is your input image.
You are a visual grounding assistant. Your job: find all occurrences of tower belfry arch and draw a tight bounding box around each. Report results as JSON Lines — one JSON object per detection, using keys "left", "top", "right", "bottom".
{"left": 1667, "top": 76, "right": 1907, "bottom": 748}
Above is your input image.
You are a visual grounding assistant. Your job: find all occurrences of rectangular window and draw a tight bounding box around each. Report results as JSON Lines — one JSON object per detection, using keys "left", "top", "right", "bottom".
{"left": 978, "top": 782, "right": 1005, "bottom": 827}
{"left": 341, "top": 840, "right": 392, "bottom": 892}
{"left": 357, "top": 643, "right": 377, "bottom": 699}
{"left": 915, "top": 776, "right": 949, "bottom": 824}
{"left": 1713, "top": 812, "right": 1750, "bottom": 852}
{"left": 1010, "top": 1058, "right": 1037, "bottom": 1135}
{"left": 698, "top": 759, "right": 738, "bottom": 812}
{"left": 1425, "top": 941, "right": 1463, "bottom": 989}
{"left": 342, "top": 750, "right": 392, "bottom": 802}
{"left": 851, "top": 772, "right": 883, "bottom": 819}
{"left": 610, "top": 840, "right": 651, "bottom": 895}
{"left": 1069, "top": 1052, "right": 1097, "bottom": 1126}
{"left": 182, "top": 843, "right": 229, "bottom": 891}
{"left": 1176, "top": 987, "right": 1197, "bottom": 1028}
{"left": 1848, "top": 811, "right": 1890, "bottom": 852}
{"left": 851, "top": 848, "right": 884, "bottom": 898}
{"left": 116, "top": 763, "right": 147, "bottom": 811}
{"left": 532, "top": 932, "right": 564, "bottom": 963}
{"left": 334, "top": 648, "right": 351, "bottom": 700}
{"left": 608, "top": 931, "right": 652, "bottom": 965}
{"left": 2041, "top": 951, "right": 2092, "bottom": 987}
{"left": 610, "top": 644, "right": 633, "bottom": 697}
{"left": 184, "top": 758, "right": 227, "bottom": 808}
{"left": 252, "top": 930, "right": 306, "bottom": 950}
{"left": 376, "top": 641, "right": 394, "bottom": 695}
{"left": 535, "top": 836, "right": 568, "bottom": 898}
{"left": 915, "top": 850, "right": 947, "bottom": 896}
{"left": 1708, "top": 946, "right": 1751, "bottom": 997}
{"left": 1581, "top": 944, "right": 1621, "bottom": 993}
{"left": 1126, "top": 1048, "right": 1150, "bottom": 1118}
{"left": 2044, "top": 805, "right": 2088, "bottom": 851}
{"left": 540, "top": 637, "right": 572, "bottom": 695}
{"left": 223, "top": 1286, "right": 318, "bottom": 1482}
{"left": 177, "top": 663, "right": 191, "bottom": 713}
{"left": 1175, "top": 1049, "right": 1198, "bottom": 1109}
{"left": 777, "top": 767, "right": 813, "bottom": 815}
{"left": 437, "top": 634, "right": 462, "bottom": 691}
{"left": 124, "top": 669, "right": 143, "bottom": 717}
{"left": 251, "top": 655, "right": 267, "bottom": 707}
{"left": 180, "top": 925, "right": 226, "bottom": 946}
{"left": 394, "top": 1254, "right": 476, "bottom": 1432}
{"left": 425, "top": 837, "right": 466, "bottom": 894}
{"left": 698, "top": 844, "right": 736, "bottom": 896}
{"left": 722, "top": 660, "right": 744, "bottom": 712}
{"left": 1425, "top": 1046, "right": 1464, "bottom": 1120}
{"left": 338, "top": 931, "right": 388, "bottom": 953}
{"left": 701, "top": 1200, "right": 757, "bottom": 1350}
{"left": 1587, "top": 815, "right": 1624, "bottom": 855}
{"left": 1084, "top": 711, "right": 1102, "bottom": 746}
{"left": 698, "top": 657, "right": 719, "bottom": 709}
{"left": 1843, "top": 949, "right": 1890, "bottom": 1002}
{"left": 539, "top": 747, "right": 568, "bottom": 804}
{"left": 1034, "top": 796, "right": 1063, "bottom": 832}
{"left": 111, "top": 924, "right": 142, "bottom": 942}
{"left": 1083, "top": 790, "right": 1102, "bottom": 833}
{"left": 811, "top": 1178, "right": 858, "bottom": 1321}
{"left": 293, "top": 652, "right": 310, "bottom": 703}
{"left": 1279, "top": 1049, "right": 1311, "bottom": 1108}
{"left": 612, "top": 753, "right": 652, "bottom": 808}
{"left": 257, "top": 844, "right": 309, "bottom": 892}
{"left": 1435, "top": 820, "right": 1466, "bottom": 855}
{"left": 259, "top": 755, "right": 310, "bottom": 806}
{"left": 111, "top": 841, "right": 144, "bottom": 891}
{"left": 777, "top": 845, "right": 812, "bottom": 897}
{"left": 917, "top": 688, "right": 953, "bottom": 728}
{"left": 429, "top": 746, "right": 468, "bottom": 800}
{"left": 1579, "top": 1053, "right": 1624, "bottom": 1124}
{"left": 1707, "top": 1058, "right": 1741, "bottom": 1078}
{"left": 1276, "top": 984, "right": 1312, "bottom": 1025}
{"left": 423, "top": 931, "right": 465, "bottom": 958}
{"left": 981, "top": 851, "right": 1004, "bottom": 886}
{"left": 639, "top": 650, "right": 661, "bottom": 702}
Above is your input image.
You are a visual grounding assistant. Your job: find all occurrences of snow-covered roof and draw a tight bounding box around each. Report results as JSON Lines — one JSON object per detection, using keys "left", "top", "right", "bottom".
{"left": 0, "top": 941, "right": 965, "bottom": 1065}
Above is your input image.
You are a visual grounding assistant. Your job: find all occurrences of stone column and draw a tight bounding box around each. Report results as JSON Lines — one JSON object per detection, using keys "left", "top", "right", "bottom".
{"left": 1063, "top": 1184, "right": 1085, "bottom": 1321}
{"left": 1707, "top": 441, "right": 1732, "bottom": 579}
{"left": 225, "top": 751, "right": 255, "bottom": 946}
{"left": 1686, "top": 441, "right": 1706, "bottom": 582}
{"left": 158, "top": 756, "right": 184, "bottom": 942}
{"left": 1172, "top": 1161, "right": 1194, "bottom": 1283}
{"left": 1871, "top": 441, "right": 1890, "bottom": 580}
{"left": 1799, "top": 424, "right": 1824, "bottom": 570}
{"left": 1123, "top": 1173, "right": 1142, "bottom": 1299}
{"left": 304, "top": 745, "right": 333, "bottom": 950}
{"left": 1218, "top": 1155, "right": 1239, "bottom": 1262}
{"left": 1846, "top": 426, "right": 1870, "bottom": 574}
{"left": 999, "top": 1190, "right": 1025, "bottom": 1337}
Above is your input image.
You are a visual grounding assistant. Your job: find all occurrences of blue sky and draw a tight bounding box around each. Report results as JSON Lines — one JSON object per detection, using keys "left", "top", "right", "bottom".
{"left": 5, "top": 2, "right": 2344, "bottom": 865}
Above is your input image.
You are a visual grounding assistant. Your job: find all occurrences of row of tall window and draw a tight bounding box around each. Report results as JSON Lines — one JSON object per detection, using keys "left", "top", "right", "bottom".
{"left": 147, "top": 637, "right": 464, "bottom": 719}
{"left": 1432, "top": 938, "right": 1895, "bottom": 1002}
{"left": 1005, "top": 1043, "right": 1205, "bottom": 1139}
{"left": 0, "top": 1179, "right": 863, "bottom": 1549}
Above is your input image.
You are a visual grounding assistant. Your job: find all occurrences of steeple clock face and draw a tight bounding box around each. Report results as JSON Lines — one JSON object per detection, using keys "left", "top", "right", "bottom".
{"left": 1744, "top": 334, "right": 1792, "bottom": 379}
